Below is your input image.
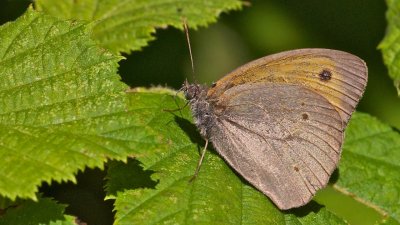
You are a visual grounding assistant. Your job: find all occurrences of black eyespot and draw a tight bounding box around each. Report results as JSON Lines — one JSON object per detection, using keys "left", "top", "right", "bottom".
{"left": 294, "top": 166, "right": 299, "bottom": 172}
{"left": 302, "top": 113, "right": 309, "bottom": 120}
{"left": 319, "top": 69, "right": 332, "bottom": 81}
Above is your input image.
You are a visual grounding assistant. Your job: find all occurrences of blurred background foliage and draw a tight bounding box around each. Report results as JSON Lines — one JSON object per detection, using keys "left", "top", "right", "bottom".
{"left": 0, "top": 0, "right": 397, "bottom": 225}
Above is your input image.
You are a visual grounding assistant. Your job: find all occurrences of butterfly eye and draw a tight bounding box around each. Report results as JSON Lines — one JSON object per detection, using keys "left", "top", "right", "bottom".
{"left": 183, "top": 89, "right": 192, "bottom": 100}
{"left": 183, "top": 84, "right": 200, "bottom": 100}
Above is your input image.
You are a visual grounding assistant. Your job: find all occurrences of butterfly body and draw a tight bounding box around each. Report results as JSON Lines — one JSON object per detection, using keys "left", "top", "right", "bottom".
{"left": 182, "top": 48, "right": 367, "bottom": 210}
{"left": 183, "top": 82, "right": 213, "bottom": 138}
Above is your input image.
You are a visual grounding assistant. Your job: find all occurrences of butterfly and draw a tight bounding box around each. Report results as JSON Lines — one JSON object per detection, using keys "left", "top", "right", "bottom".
{"left": 181, "top": 48, "right": 367, "bottom": 210}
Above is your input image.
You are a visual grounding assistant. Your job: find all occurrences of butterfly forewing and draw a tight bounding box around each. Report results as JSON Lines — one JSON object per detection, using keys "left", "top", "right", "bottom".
{"left": 207, "top": 49, "right": 368, "bottom": 125}
{"left": 209, "top": 83, "right": 343, "bottom": 210}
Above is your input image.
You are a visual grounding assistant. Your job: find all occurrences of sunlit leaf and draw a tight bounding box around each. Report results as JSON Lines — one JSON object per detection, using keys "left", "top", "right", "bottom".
{"left": 35, "top": 0, "right": 243, "bottom": 54}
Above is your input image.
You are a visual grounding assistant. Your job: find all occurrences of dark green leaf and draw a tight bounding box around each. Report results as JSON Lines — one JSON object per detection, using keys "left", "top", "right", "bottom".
{"left": 0, "top": 198, "right": 76, "bottom": 225}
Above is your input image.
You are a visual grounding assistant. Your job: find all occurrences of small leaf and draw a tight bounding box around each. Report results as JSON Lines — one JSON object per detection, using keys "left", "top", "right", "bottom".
{"left": 0, "top": 197, "right": 76, "bottom": 225}
{"left": 106, "top": 89, "right": 347, "bottom": 225}
{"left": 337, "top": 113, "right": 400, "bottom": 223}
{"left": 379, "top": 0, "right": 400, "bottom": 93}
{"left": 35, "top": 0, "right": 243, "bottom": 53}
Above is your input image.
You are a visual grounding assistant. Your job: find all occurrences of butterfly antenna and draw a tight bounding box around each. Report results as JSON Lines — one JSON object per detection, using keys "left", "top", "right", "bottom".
{"left": 163, "top": 20, "right": 194, "bottom": 116}
{"left": 183, "top": 18, "right": 196, "bottom": 82}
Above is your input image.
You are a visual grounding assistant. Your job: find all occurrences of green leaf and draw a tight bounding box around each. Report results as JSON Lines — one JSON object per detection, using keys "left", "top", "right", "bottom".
{"left": 0, "top": 8, "right": 138, "bottom": 200}
{"left": 336, "top": 113, "right": 400, "bottom": 223}
{"left": 0, "top": 197, "right": 76, "bottom": 225}
{"left": 379, "top": 0, "right": 400, "bottom": 93}
{"left": 34, "top": 0, "right": 243, "bottom": 54}
{"left": 106, "top": 90, "right": 348, "bottom": 225}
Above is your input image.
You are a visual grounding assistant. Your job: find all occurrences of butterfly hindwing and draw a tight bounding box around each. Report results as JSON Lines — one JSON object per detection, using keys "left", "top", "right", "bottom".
{"left": 209, "top": 83, "right": 343, "bottom": 209}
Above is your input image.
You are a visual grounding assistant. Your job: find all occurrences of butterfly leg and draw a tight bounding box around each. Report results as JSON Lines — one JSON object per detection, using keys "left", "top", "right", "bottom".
{"left": 162, "top": 90, "right": 190, "bottom": 115}
{"left": 162, "top": 100, "right": 189, "bottom": 113}
{"left": 189, "top": 139, "right": 209, "bottom": 182}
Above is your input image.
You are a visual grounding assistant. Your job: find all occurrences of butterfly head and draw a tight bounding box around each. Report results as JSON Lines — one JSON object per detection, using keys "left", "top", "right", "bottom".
{"left": 181, "top": 79, "right": 201, "bottom": 101}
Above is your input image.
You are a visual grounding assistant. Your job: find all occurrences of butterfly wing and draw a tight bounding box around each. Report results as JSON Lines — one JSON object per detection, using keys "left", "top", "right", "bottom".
{"left": 207, "top": 48, "right": 367, "bottom": 125}
{"left": 209, "top": 83, "right": 343, "bottom": 210}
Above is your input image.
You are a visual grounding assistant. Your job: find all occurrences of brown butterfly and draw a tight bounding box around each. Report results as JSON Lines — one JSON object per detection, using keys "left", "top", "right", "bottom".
{"left": 182, "top": 49, "right": 367, "bottom": 210}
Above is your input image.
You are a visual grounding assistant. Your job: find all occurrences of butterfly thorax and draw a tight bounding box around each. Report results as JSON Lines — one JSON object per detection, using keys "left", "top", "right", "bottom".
{"left": 182, "top": 83, "right": 216, "bottom": 139}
